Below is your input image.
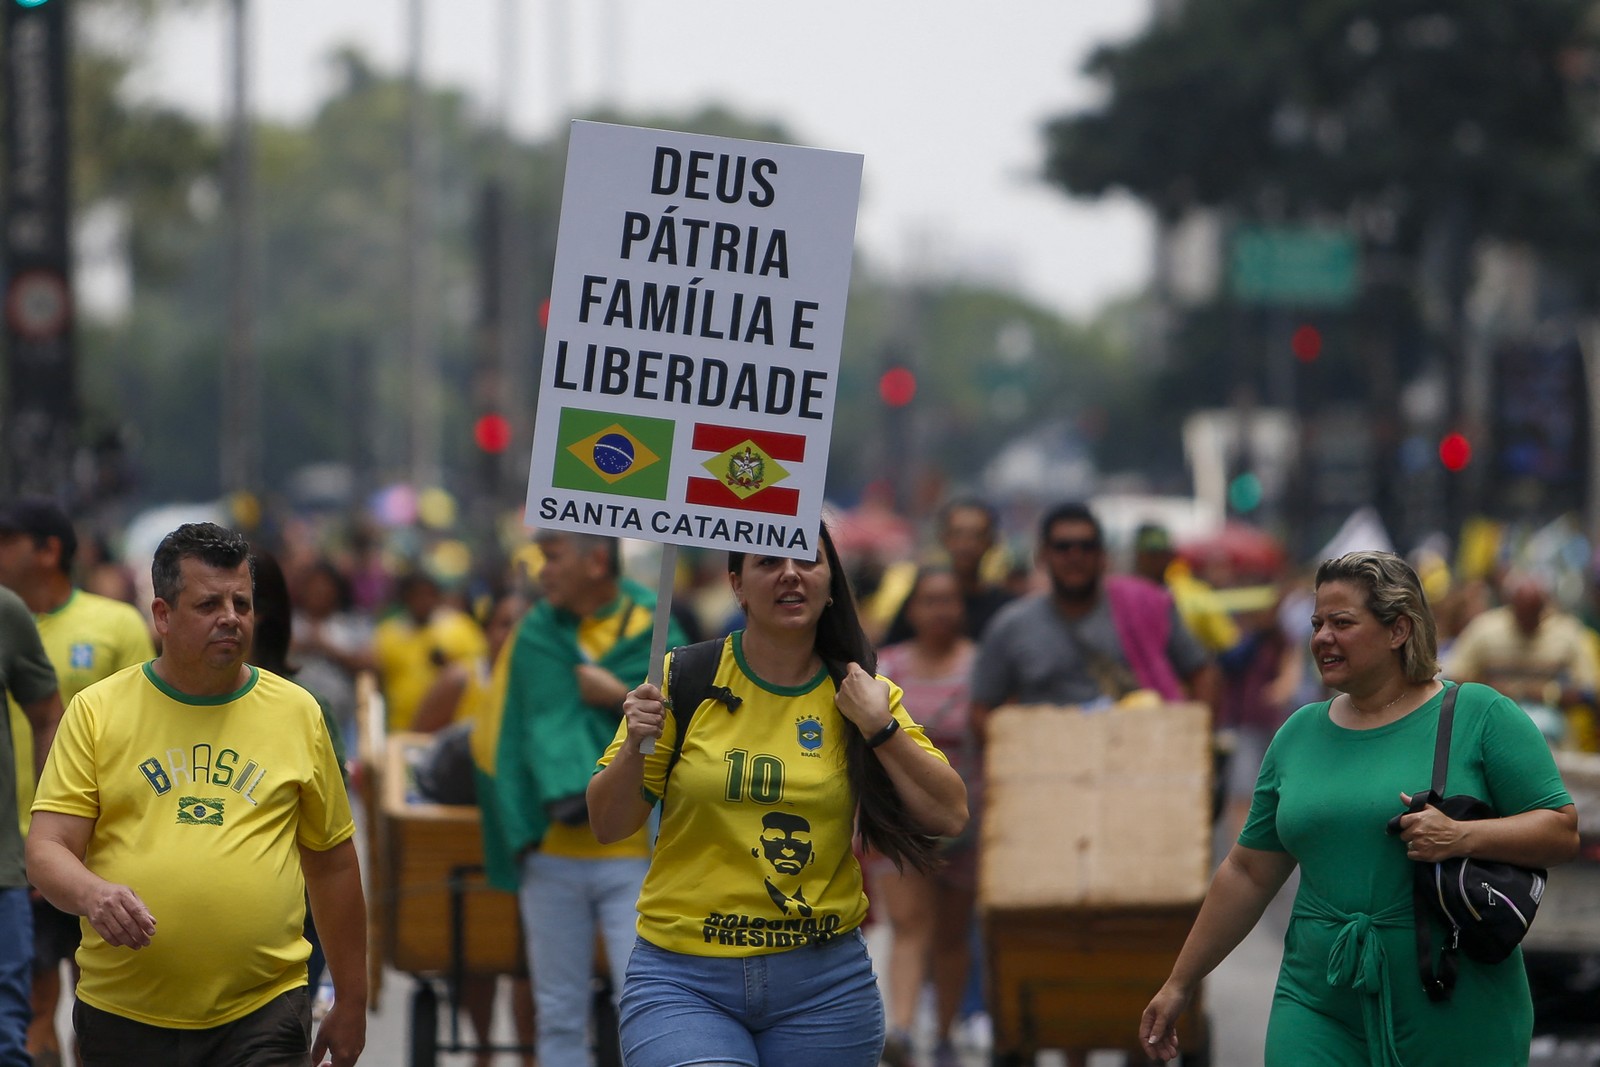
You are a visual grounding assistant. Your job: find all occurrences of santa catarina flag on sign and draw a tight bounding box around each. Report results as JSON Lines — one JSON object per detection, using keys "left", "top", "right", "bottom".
{"left": 685, "top": 422, "right": 805, "bottom": 516}
{"left": 552, "top": 407, "right": 675, "bottom": 499}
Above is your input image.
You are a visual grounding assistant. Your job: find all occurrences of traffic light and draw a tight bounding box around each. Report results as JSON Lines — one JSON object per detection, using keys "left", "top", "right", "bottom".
{"left": 473, "top": 413, "right": 512, "bottom": 454}
{"left": 878, "top": 366, "right": 916, "bottom": 407}
{"left": 1438, "top": 432, "right": 1471, "bottom": 472}
{"left": 1228, "top": 471, "right": 1264, "bottom": 514}
{"left": 1290, "top": 324, "right": 1323, "bottom": 363}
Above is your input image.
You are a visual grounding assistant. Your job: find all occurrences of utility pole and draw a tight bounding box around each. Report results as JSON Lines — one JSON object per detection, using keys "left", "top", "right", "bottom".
{"left": 2, "top": 0, "right": 76, "bottom": 498}
{"left": 221, "top": 0, "right": 259, "bottom": 500}
{"left": 405, "top": 0, "right": 440, "bottom": 490}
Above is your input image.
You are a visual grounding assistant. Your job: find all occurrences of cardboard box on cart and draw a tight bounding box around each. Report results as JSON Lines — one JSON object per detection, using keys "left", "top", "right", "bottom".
{"left": 980, "top": 701, "right": 1213, "bottom": 1061}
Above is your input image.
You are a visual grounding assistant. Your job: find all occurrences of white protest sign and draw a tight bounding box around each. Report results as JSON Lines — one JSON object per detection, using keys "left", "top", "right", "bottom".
{"left": 525, "top": 121, "right": 863, "bottom": 560}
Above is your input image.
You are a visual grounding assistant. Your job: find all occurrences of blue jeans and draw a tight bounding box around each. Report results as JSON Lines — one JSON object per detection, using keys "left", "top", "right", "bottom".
{"left": 0, "top": 886, "right": 32, "bottom": 1067}
{"left": 518, "top": 851, "right": 648, "bottom": 1067}
{"left": 619, "top": 928, "right": 885, "bottom": 1067}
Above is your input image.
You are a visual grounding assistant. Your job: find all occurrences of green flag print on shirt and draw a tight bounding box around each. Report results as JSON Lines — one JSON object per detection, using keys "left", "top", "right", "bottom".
{"left": 553, "top": 408, "right": 675, "bottom": 499}
{"left": 177, "top": 796, "right": 226, "bottom": 826}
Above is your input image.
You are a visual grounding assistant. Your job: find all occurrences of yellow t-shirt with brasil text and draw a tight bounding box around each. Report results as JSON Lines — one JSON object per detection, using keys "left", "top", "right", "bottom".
{"left": 32, "top": 663, "right": 353, "bottom": 1029}
{"left": 597, "top": 632, "right": 947, "bottom": 956}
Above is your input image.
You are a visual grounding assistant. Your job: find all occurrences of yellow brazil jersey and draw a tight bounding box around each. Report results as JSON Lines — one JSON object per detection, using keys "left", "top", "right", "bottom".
{"left": 372, "top": 607, "right": 488, "bottom": 732}
{"left": 32, "top": 663, "right": 353, "bottom": 1029}
{"left": 11, "top": 589, "right": 155, "bottom": 833}
{"left": 597, "top": 632, "right": 947, "bottom": 956}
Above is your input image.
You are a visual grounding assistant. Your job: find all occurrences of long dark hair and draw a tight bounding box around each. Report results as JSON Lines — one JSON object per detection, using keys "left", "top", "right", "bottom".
{"left": 730, "top": 523, "right": 941, "bottom": 872}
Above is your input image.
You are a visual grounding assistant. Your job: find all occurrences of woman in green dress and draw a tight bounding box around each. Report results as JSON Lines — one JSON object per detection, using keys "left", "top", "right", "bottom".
{"left": 1141, "top": 551, "right": 1578, "bottom": 1066}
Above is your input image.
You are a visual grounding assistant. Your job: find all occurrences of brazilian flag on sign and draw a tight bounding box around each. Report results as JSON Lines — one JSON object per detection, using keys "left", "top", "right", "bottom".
{"left": 553, "top": 408, "right": 675, "bottom": 499}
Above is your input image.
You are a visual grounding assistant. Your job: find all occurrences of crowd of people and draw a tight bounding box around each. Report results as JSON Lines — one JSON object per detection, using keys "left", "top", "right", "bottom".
{"left": 0, "top": 490, "right": 1594, "bottom": 1066}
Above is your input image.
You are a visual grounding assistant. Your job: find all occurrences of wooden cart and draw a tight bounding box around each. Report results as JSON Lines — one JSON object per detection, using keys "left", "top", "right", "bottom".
{"left": 354, "top": 674, "right": 626, "bottom": 1067}
{"left": 363, "top": 721, "right": 529, "bottom": 1065}
{"left": 980, "top": 701, "right": 1214, "bottom": 1065}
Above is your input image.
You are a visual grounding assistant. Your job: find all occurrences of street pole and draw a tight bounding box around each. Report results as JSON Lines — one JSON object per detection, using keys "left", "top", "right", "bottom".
{"left": 221, "top": 0, "right": 259, "bottom": 501}
{"left": 405, "top": 0, "right": 440, "bottom": 491}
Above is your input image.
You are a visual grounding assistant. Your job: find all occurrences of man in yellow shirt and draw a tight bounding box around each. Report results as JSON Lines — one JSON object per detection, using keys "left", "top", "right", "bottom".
{"left": 27, "top": 522, "right": 367, "bottom": 1067}
{"left": 0, "top": 498, "right": 154, "bottom": 1067}
{"left": 371, "top": 571, "right": 487, "bottom": 732}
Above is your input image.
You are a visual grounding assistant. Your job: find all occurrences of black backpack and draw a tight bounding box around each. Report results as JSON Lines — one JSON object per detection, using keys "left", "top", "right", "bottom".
{"left": 660, "top": 638, "right": 743, "bottom": 794}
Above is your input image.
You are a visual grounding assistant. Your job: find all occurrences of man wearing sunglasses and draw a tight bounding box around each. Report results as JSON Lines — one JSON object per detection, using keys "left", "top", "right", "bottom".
{"left": 970, "top": 501, "right": 1219, "bottom": 736}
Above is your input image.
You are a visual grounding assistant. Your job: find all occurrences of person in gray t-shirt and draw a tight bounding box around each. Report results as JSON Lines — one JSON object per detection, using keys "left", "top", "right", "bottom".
{"left": 971, "top": 502, "right": 1216, "bottom": 733}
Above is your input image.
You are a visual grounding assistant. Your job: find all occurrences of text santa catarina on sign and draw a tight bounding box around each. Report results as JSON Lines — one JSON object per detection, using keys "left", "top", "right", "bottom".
{"left": 525, "top": 121, "right": 863, "bottom": 559}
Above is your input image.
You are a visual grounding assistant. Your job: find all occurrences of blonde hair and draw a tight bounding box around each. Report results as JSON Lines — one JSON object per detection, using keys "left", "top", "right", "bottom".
{"left": 1314, "top": 551, "right": 1440, "bottom": 684}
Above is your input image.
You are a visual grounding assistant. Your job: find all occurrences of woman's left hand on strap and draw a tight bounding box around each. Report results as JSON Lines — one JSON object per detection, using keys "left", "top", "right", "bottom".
{"left": 834, "top": 662, "right": 892, "bottom": 736}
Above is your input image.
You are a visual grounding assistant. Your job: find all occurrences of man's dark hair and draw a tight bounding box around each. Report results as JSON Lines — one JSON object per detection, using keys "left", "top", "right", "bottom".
{"left": 0, "top": 497, "right": 78, "bottom": 575}
{"left": 1038, "top": 501, "right": 1102, "bottom": 545}
{"left": 938, "top": 497, "right": 998, "bottom": 535}
{"left": 151, "top": 523, "right": 254, "bottom": 603}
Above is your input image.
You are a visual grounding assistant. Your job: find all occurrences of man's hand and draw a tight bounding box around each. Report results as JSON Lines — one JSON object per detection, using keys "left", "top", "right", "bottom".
{"left": 312, "top": 997, "right": 366, "bottom": 1067}
{"left": 83, "top": 882, "right": 156, "bottom": 949}
{"left": 576, "top": 663, "right": 627, "bottom": 711}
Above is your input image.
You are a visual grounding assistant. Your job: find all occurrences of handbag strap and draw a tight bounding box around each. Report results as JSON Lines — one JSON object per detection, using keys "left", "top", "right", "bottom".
{"left": 1431, "top": 682, "right": 1457, "bottom": 796}
{"left": 1413, "top": 683, "right": 1460, "bottom": 1002}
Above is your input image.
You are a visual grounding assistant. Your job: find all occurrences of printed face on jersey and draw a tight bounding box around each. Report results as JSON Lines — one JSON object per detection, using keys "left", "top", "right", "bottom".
{"left": 731, "top": 548, "right": 831, "bottom": 634}
{"left": 1310, "top": 579, "right": 1408, "bottom": 693}
{"left": 155, "top": 557, "right": 254, "bottom": 675}
{"left": 755, "top": 811, "right": 815, "bottom": 876}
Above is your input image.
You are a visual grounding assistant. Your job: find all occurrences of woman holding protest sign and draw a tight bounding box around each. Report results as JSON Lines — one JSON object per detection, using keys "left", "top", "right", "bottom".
{"left": 1140, "top": 550, "right": 1577, "bottom": 1065}
{"left": 587, "top": 522, "right": 967, "bottom": 1067}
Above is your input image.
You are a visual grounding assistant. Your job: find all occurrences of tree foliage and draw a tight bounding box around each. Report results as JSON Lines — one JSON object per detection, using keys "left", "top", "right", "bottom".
{"left": 1046, "top": 0, "right": 1600, "bottom": 260}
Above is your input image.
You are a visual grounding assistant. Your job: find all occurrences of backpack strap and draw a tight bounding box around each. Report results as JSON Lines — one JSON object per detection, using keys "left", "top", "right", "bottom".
{"left": 661, "top": 638, "right": 742, "bottom": 797}
{"left": 1413, "top": 683, "right": 1460, "bottom": 1002}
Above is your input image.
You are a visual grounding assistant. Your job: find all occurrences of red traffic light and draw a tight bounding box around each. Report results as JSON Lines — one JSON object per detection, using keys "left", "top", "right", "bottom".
{"left": 1438, "top": 432, "right": 1471, "bottom": 472}
{"left": 1290, "top": 324, "right": 1322, "bottom": 363}
{"left": 474, "top": 413, "right": 512, "bottom": 454}
{"left": 878, "top": 367, "right": 917, "bottom": 407}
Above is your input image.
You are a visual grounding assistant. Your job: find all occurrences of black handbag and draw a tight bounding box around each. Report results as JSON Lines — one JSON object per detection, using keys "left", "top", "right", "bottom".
{"left": 1387, "top": 683, "right": 1548, "bottom": 1001}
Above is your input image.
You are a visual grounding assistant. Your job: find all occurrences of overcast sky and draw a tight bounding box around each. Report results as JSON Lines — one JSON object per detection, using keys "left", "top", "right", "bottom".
{"left": 131, "top": 0, "right": 1154, "bottom": 319}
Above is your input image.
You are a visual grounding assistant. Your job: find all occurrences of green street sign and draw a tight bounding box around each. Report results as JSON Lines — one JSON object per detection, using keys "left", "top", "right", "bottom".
{"left": 1230, "top": 227, "right": 1359, "bottom": 307}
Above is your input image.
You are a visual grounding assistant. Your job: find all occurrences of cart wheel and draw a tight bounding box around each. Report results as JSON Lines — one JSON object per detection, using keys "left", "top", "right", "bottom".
{"left": 409, "top": 980, "right": 439, "bottom": 1067}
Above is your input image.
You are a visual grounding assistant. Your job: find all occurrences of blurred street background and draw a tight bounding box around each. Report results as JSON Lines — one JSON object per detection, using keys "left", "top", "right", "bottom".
{"left": 11, "top": 1, "right": 1600, "bottom": 1064}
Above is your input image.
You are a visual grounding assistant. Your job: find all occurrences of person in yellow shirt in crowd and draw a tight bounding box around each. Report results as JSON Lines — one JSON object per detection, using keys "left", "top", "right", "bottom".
{"left": 27, "top": 522, "right": 367, "bottom": 1067}
{"left": 371, "top": 570, "right": 487, "bottom": 732}
{"left": 0, "top": 499, "right": 153, "bottom": 1067}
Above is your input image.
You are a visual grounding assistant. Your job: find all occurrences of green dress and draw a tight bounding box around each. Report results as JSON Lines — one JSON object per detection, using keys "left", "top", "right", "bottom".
{"left": 1240, "top": 681, "right": 1571, "bottom": 1066}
